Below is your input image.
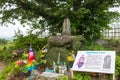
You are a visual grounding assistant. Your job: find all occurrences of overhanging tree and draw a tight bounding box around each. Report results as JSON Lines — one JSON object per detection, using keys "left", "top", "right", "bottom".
{"left": 0, "top": 0, "right": 120, "bottom": 40}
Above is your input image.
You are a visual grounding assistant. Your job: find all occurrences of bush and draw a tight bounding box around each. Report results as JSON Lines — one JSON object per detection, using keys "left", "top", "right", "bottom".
{"left": 115, "top": 55, "right": 120, "bottom": 79}
{"left": 0, "top": 50, "right": 14, "bottom": 63}
{"left": 0, "top": 62, "right": 22, "bottom": 80}
{"left": 13, "top": 34, "right": 48, "bottom": 50}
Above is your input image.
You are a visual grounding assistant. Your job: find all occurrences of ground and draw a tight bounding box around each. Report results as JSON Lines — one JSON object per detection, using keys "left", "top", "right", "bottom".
{"left": 0, "top": 62, "right": 5, "bottom": 72}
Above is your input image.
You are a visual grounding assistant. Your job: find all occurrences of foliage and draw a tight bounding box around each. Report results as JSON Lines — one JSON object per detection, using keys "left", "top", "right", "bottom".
{"left": 107, "top": 38, "right": 120, "bottom": 47}
{"left": 0, "top": 41, "right": 14, "bottom": 52}
{"left": 80, "top": 39, "right": 111, "bottom": 50}
{"left": 85, "top": 44, "right": 110, "bottom": 50}
{"left": 71, "top": 35, "right": 84, "bottom": 51}
{"left": 0, "top": 62, "right": 22, "bottom": 80}
{"left": 0, "top": 0, "right": 120, "bottom": 41}
{"left": 35, "top": 49, "right": 47, "bottom": 68}
{"left": 1, "top": 37, "right": 120, "bottom": 79}
{"left": 58, "top": 75, "right": 68, "bottom": 80}
{"left": 13, "top": 33, "right": 48, "bottom": 50}
{"left": 0, "top": 39, "right": 8, "bottom": 45}
{"left": 72, "top": 72, "right": 91, "bottom": 80}
{"left": 0, "top": 42, "right": 24, "bottom": 64}
{"left": 115, "top": 55, "right": 120, "bottom": 79}
{"left": 0, "top": 50, "right": 15, "bottom": 63}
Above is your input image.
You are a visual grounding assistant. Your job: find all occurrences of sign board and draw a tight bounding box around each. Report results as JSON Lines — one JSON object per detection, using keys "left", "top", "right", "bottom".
{"left": 72, "top": 51, "right": 116, "bottom": 74}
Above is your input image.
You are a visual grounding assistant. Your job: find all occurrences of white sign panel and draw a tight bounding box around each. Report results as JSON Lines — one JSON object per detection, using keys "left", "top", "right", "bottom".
{"left": 72, "top": 51, "right": 116, "bottom": 74}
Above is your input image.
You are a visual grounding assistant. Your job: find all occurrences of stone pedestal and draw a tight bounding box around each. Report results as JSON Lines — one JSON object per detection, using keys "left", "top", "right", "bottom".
{"left": 38, "top": 72, "right": 63, "bottom": 80}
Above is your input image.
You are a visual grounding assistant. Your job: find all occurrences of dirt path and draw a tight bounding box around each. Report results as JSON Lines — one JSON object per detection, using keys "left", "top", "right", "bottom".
{"left": 0, "top": 62, "right": 6, "bottom": 72}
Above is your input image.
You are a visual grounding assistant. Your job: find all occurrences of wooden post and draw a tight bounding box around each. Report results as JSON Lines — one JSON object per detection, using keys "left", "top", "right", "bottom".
{"left": 112, "top": 73, "right": 115, "bottom": 80}
{"left": 70, "top": 68, "right": 74, "bottom": 78}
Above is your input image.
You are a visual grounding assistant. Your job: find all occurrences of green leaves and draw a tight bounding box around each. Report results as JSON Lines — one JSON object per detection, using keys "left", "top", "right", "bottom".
{"left": 13, "top": 33, "right": 48, "bottom": 50}
{"left": 0, "top": 62, "right": 22, "bottom": 80}
{"left": 0, "top": 39, "right": 8, "bottom": 45}
{"left": 115, "top": 55, "right": 120, "bottom": 79}
{"left": 73, "top": 72, "right": 91, "bottom": 80}
{"left": 0, "top": 0, "right": 120, "bottom": 41}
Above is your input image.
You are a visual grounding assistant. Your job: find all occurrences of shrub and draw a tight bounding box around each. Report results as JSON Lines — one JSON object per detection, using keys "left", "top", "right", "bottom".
{"left": 13, "top": 34, "right": 48, "bottom": 50}
{"left": 0, "top": 62, "right": 22, "bottom": 80}
{"left": 0, "top": 50, "right": 14, "bottom": 63}
{"left": 115, "top": 55, "right": 120, "bottom": 79}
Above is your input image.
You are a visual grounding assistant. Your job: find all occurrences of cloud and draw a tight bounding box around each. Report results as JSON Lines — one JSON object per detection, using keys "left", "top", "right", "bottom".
{"left": 0, "top": 21, "right": 29, "bottom": 40}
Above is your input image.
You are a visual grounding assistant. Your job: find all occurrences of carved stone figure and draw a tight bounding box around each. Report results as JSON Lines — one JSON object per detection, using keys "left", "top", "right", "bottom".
{"left": 62, "top": 18, "right": 71, "bottom": 36}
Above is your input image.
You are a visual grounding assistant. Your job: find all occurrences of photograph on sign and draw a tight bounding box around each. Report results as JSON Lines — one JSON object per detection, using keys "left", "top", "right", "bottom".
{"left": 72, "top": 51, "right": 116, "bottom": 74}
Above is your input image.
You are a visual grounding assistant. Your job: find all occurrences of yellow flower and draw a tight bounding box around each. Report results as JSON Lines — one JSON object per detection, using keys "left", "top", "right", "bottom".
{"left": 67, "top": 55, "right": 74, "bottom": 61}
{"left": 23, "top": 53, "right": 28, "bottom": 57}
{"left": 40, "top": 50, "right": 45, "bottom": 53}
{"left": 40, "top": 54, "right": 45, "bottom": 58}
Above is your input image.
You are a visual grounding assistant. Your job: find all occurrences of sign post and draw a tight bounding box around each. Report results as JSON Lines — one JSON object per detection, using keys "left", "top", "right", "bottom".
{"left": 72, "top": 51, "right": 116, "bottom": 80}
{"left": 113, "top": 73, "right": 115, "bottom": 80}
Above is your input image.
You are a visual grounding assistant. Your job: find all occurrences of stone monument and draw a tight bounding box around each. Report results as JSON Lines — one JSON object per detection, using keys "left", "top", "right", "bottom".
{"left": 46, "top": 18, "right": 84, "bottom": 66}
{"left": 62, "top": 18, "right": 71, "bottom": 36}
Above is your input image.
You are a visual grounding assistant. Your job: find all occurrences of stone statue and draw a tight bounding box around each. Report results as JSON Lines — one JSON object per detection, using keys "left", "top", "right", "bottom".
{"left": 62, "top": 18, "right": 71, "bottom": 36}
